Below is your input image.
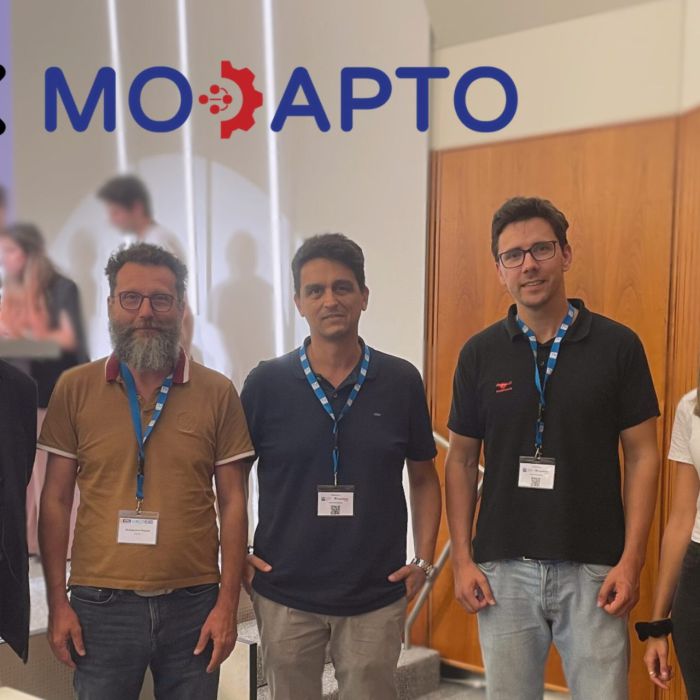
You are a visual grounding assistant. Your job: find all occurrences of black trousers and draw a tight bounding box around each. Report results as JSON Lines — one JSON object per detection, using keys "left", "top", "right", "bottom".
{"left": 672, "top": 541, "right": 700, "bottom": 699}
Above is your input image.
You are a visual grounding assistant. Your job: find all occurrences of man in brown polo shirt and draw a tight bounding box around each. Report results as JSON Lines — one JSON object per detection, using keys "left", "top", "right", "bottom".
{"left": 38, "top": 243, "right": 253, "bottom": 700}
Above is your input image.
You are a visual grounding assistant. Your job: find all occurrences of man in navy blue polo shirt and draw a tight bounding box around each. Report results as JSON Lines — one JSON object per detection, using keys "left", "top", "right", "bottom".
{"left": 445, "top": 196, "right": 660, "bottom": 699}
{"left": 241, "top": 233, "right": 441, "bottom": 700}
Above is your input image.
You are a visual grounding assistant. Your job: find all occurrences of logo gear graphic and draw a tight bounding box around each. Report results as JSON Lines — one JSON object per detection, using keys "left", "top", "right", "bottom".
{"left": 199, "top": 61, "right": 263, "bottom": 139}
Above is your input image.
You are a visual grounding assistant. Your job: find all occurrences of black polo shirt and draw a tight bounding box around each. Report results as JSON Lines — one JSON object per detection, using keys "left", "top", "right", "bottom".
{"left": 241, "top": 342, "right": 436, "bottom": 616}
{"left": 448, "top": 299, "right": 659, "bottom": 566}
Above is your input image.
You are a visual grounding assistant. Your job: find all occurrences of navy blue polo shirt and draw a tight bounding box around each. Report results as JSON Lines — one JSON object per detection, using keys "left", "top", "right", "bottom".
{"left": 448, "top": 299, "right": 660, "bottom": 566}
{"left": 241, "top": 341, "right": 436, "bottom": 616}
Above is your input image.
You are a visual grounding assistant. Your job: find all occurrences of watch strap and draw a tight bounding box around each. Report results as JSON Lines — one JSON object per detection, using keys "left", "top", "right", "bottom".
{"left": 410, "top": 557, "right": 434, "bottom": 578}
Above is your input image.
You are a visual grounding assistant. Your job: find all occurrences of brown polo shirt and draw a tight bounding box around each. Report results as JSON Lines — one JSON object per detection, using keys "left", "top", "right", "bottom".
{"left": 38, "top": 350, "right": 254, "bottom": 590}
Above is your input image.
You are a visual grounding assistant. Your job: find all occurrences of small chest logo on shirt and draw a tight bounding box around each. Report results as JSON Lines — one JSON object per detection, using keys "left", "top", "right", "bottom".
{"left": 496, "top": 381, "right": 513, "bottom": 394}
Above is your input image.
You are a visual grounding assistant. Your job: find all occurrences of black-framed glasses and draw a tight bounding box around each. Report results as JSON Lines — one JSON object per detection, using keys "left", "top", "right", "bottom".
{"left": 497, "top": 240, "right": 559, "bottom": 268}
{"left": 118, "top": 291, "right": 175, "bottom": 312}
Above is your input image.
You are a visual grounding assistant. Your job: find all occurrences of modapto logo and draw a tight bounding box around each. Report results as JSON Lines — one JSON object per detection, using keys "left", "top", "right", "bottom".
{"left": 43, "top": 61, "right": 517, "bottom": 138}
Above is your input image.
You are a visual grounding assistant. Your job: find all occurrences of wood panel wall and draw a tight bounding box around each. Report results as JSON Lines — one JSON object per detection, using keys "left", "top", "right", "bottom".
{"left": 425, "top": 117, "right": 680, "bottom": 699}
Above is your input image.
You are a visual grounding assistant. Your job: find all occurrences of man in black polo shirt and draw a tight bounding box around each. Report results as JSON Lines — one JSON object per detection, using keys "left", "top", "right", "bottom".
{"left": 445, "top": 197, "right": 660, "bottom": 699}
{"left": 241, "top": 233, "right": 441, "bottom": 700}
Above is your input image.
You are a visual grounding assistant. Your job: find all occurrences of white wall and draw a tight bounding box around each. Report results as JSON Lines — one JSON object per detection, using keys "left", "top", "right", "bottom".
{"left": 682, "top": 0, "right": 700, "bottom": 109}
{"left": 9, "top": 0, "right": 430, "bottom": 381}
{"left": 431, "top": 0, "right": 685, "bottom": 150}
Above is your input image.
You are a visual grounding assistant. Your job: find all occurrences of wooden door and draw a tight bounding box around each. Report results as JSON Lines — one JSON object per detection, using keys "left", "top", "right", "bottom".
{"left": 424, "top": 117, "right": 678, "bottom": 699}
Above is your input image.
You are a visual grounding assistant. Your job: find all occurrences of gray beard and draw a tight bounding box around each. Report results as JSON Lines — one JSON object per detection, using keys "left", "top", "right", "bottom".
{"left": 109, "top": 318, "right": 181, "bottom": 372}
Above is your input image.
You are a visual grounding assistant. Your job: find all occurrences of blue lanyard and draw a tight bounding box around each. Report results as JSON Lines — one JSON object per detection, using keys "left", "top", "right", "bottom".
{"left": 299, "top": 342, "right": 371, "bottom": 485}
{"left": 120, "top": 362, "right": 173, "bottom": 511}
{"left": 515, "top": 304, "right": 575, "bottom": 458}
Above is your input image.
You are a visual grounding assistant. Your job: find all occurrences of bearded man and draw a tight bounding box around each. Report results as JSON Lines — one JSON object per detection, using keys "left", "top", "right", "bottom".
{"left": 37, "top": 243, "right": 253, "bottom": 700}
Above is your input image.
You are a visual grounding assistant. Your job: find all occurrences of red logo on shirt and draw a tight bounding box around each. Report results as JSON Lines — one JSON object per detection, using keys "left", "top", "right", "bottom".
{"left": 496, "top": 381, "right": 512, "bottom": 393}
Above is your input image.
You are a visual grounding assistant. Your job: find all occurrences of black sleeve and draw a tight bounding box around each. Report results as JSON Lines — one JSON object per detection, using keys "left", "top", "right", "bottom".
{"left": 406, "top": 366, "right": 437, "bottom": 461}
{"left": 447, "top": 341, "right": 483, "bottom": 439}
{"left": 616, "top": 331, "right": 660, "bottom": 431}
{"left": 23, "top": 375, "right": 38, "bottom": 485}
{"left": 50, "top": 276, "right": 89, "bottom": 362}
{"left": 6, "top": 367, "right": 38, "bottom": 485}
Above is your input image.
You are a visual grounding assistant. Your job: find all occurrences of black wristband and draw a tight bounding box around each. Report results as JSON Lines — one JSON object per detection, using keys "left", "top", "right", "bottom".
{"left": 634, "top": 619, "right": 673, "bottom": 641}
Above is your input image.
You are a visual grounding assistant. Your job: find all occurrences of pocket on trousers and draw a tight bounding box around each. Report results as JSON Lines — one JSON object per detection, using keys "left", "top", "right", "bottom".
{"left": 477, "top": 560, "right": 498, "bottom": 574}
{"left": 182, "top": 583, "right": 219, "bottom": 596}
{"left": 69, "top": 586, "right": 116, "bottom": 605}
{"left": 580, "top": 563, "right": 612, "bottom": 581}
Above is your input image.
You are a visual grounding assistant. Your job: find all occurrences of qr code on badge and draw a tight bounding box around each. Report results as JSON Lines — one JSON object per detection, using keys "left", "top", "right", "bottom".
{"left": 331, "top": 505, "right": 341, "bottom": 515}
{"left": 531, "top": 477, "right": 541, "bottom": 487}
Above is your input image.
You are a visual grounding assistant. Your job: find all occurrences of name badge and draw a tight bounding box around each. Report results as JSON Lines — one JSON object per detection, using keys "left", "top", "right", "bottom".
{"left": 317, "top": 485, "right": 355, "bottom": 517}
{"left": 117, "top": 510, "right": 159, "bottom": 545}
{"left": 518, "top": 457, "right": 556, "bottom": 490}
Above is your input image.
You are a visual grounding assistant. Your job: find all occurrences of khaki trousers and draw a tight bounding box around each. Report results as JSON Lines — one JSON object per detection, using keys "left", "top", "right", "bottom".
{"left": 252, "top": 593, "right": 406, "bottom": 700}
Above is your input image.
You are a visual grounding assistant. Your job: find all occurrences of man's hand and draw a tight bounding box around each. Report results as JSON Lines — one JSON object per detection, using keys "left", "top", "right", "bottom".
{"left": 242, "top": 553, "right": 272, "bottom": 595}
{"left": 453, "top": 560, "right": 496, "bottom": 613}
{"left": 47, "top": 600, "right": 85, "bottom": 668}
{"left": 597, "top": 560, "right": 640, "bottom": 616}
{"left": 194, "top": 601, "right": 238, "bottom": 673}
{"left": 387, "top": 564, "right": 426, "bottom": 601}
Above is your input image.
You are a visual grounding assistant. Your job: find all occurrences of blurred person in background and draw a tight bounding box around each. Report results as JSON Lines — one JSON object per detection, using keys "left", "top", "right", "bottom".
{"left": 0, "top": 222, "right": 88, "bottom": 556}
{"left": 97, "top": 174, "right": 194, "bottom": 352}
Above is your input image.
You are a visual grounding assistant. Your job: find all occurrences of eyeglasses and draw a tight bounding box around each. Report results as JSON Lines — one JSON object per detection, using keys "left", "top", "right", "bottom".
{"left": 497, "top": 240, "right": 559, "bottom": 268}
{"left": 118, "top": 291, "right": 175, "bottom": 312}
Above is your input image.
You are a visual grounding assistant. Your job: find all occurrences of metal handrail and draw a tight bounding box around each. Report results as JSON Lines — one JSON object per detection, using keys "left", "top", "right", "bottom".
{"left": 404, "top": 430, "right": 484, "bottom": 649}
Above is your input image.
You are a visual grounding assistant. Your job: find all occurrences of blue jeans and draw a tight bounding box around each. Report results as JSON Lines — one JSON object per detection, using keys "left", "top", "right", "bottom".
{"left": 69, "top": 584, "right": 220, "bottom": 700}
{"left": 476, "top": 559, "right": 628, "bottom": 700}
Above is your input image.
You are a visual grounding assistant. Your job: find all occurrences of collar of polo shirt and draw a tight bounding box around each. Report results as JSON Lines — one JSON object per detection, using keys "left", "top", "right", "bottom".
{"left": 504, "top": 298, "right": 592, "bottom": 344}
{"left": 104, "top": 348, "right": 190, "bottom": 384}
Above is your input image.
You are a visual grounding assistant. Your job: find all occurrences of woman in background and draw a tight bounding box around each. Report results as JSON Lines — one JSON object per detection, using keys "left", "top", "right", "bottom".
{"left": 643, "top": 370, "right": 700, "bottom": 698}
{"left": 0, "top": 223, "right": 88, "bottom": 556}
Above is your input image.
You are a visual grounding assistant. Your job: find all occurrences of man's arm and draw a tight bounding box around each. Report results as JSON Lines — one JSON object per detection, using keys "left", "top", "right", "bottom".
{"left": 38, "top": 453, "right": 85, "bottom": 668}
{"left": 597, "top": 416, "right": 660, "bottom": 616}
{"left": 445, "top": 431, "right": 495, "bottom": 612}
{"left": 387, "top": 459, "right": 441, "bottom": 600}
{"left": 194, "top": 459, "right": 249, "bottom": 672}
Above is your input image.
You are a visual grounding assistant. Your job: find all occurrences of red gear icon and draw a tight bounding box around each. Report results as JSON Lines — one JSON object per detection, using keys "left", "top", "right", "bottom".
{"left": 198, "top": 61, "right": 263, "bottom": 139}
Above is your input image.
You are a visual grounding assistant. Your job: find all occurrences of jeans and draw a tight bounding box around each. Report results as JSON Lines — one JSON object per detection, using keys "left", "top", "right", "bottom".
{"left": 671, "top": 541, "right": 700, "bottom": 699}
{"left": 476, "top": 559, "right": 628, "bottom": 700}
{"left": 69, "top": 583, "right": 219, "bottom": 700}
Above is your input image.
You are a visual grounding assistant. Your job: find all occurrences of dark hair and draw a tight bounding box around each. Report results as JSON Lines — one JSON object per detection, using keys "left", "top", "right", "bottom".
{"left": 105, "top": 243, "right": 187, "bottom": 300}
{"left": 0, "top": 185, "right": 6, "bottom": 209}
{"left": 97, "top": 175, "right": 152, "bottom": 218}
{"left": 0, "top": 222, "right": 56, "bottom": 289}
{"left": 291, "top": 233, "right": 366, "bottom": 294}
{"left": 491, "top": 196, "right": 569, "bottom": 260}
{"left": 1, "top": 222, "right": 46, "bottom": 256}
